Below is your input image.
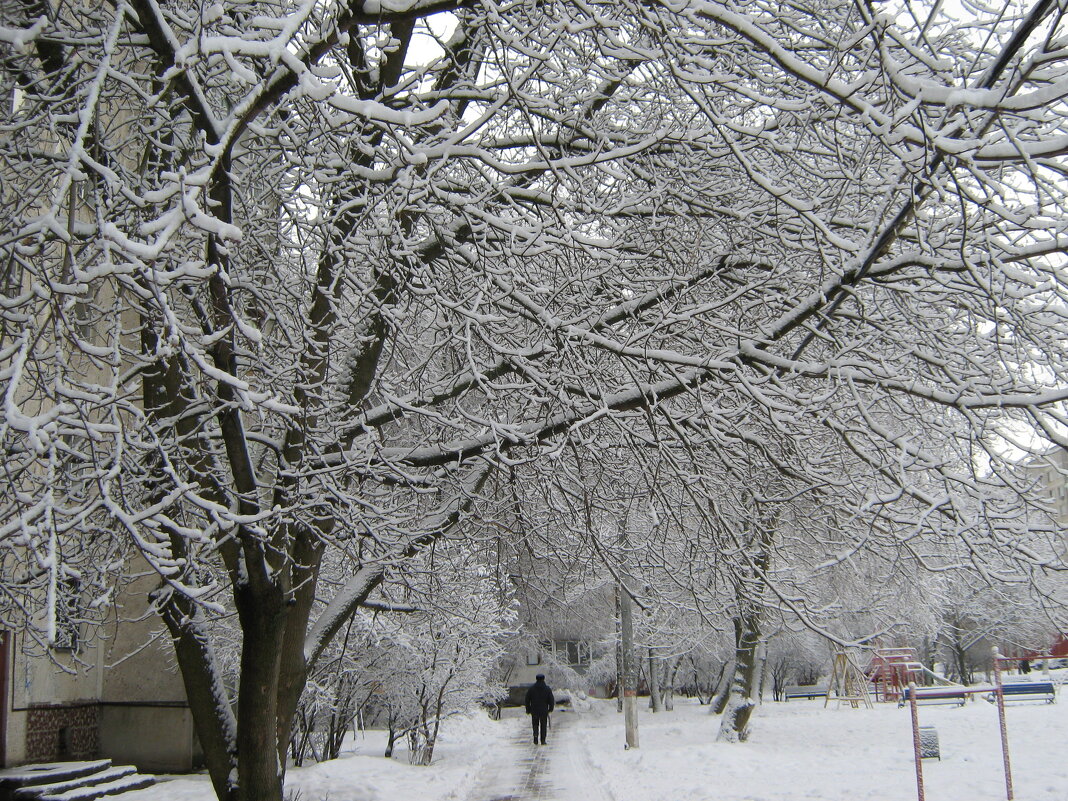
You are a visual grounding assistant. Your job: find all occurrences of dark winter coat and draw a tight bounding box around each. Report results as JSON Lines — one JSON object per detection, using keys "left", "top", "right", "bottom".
{"left": 525, "top": 679, "right": 555, "bottom": 715}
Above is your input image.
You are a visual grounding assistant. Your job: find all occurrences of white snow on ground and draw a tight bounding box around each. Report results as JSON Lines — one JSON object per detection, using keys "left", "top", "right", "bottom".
{"left": 121, "top": 712, "right": 503, "bottom": 801}
{"left": 573, "top": 696, "right": 1068, "bottom": 801}
{"left": 122, "top": 688, "right": 1068, "bottom": 801}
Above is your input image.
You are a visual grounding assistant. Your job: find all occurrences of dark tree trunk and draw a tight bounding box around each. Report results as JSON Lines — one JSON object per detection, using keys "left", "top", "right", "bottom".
{"left": 235, "top": 583, "right": 289, "bottom": 801}
{"left": 648, "top": 649, "right": 662, "bottom": 712}
{"left": 717, "top": 504, "right": 774, "bottom": 741}
{"left": 385, "top": 721, "right": 399, "bottom": 759}
{"left": 159, "top": 599, "right": 238, "bottom": 801}
{"left": 711, "top": 657, "right": 735, "bottom": 714}
{"left": 717, "top": 610, "right": 762, "bottom": 742}
{"left": 952, "top": 639, "right": 972, "bottom": 685}
{"left": 274, "top": 530, "right": 325, "bottom": 770}
{"left": 664, "top": 656, "right": 681, "bottom": 711}
{"left": 755, "top": 642, "right": 768, "bottom": 704}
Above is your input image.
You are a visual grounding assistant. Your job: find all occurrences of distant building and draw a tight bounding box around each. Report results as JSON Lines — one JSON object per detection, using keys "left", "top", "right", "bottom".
{"left": 499, "top": 581, "right": 616, "bottom": 700}
{"left": 1017, "top": 447, "right": 1068, "bottom": 561}
{"left": 1014, "top": 448, "right": 1068, "bottom": 655}
{"left": 1022, "top": 448, "right": 1068, "bottom": 520}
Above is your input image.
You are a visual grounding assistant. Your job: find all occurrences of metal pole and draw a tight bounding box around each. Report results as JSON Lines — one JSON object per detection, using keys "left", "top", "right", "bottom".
{"left": 992, "top": 648, "right": 1013, "bottom": 800}
{"left": 907, "top": 682, "right": 926, "bottom": 801}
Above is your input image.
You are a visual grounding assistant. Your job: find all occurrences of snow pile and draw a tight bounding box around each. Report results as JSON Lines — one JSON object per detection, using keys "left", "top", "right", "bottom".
{"left": 565, "top": 689, "right": 594, "bottom": 712}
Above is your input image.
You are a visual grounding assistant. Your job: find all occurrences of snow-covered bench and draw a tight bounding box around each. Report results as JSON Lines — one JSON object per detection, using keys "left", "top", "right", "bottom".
{"left": 988, "top": 682, "right": 1056, "bottom": 704}
{"left": 899, "top": 687, "right": 966, "bottom": 706}
{"left": 784, "top": 686, "right": 826, "bottom": 701}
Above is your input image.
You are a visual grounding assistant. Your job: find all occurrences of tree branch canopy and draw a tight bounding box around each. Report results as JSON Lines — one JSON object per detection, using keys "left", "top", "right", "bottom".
{"left": 3, "top": 2, "right": 1068, "bottom": 800}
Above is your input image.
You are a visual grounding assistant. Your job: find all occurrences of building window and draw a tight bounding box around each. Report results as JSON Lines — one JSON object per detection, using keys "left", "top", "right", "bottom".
{"left": 554, "top": 640, "right": 590, "bottom": 666}
{"left": 526, "top": 651, "right": 541, "bottom": 666}
{"left": 52, "top": 578, "right": 82, "bottom": 652}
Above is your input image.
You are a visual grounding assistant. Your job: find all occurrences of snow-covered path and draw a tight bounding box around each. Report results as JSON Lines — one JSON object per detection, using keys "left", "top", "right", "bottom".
{"left": 545, "top": 717, "right": 617, "bottom": 801}
{"left": 467, "top": 713, "right": 589, "bottom": 801}
{"left": 466, "top": 710, "right": 615, "bottom": 801}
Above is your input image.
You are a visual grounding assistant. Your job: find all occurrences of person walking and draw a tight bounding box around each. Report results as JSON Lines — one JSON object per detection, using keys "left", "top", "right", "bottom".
{"left": 525, "top": 674, "right": 555, "bottom": 745}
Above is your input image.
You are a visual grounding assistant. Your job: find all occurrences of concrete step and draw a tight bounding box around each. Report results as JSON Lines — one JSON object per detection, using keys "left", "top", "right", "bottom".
{"left": 0, "top": 763, "right": 114, "bottom": 801}
{"left": 14, "top": 767, "right": 137, "bottom": 800}
{"left": 0, "top": 763, "right": 113, "bottom": 793}
{"left": 37, "top": 774, "right": 154, "bottom": 801}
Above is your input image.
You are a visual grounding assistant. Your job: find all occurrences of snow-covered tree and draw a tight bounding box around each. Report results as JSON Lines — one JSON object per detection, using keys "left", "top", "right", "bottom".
{"left": 362, "top": 544, "right": 512, "bottom": 765}
{"left": 5, "top": 1, "right": 1068, "bottom": 798}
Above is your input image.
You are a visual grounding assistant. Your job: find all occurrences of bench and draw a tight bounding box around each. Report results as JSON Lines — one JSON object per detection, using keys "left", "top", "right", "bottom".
{"left": 988, "top": 682, "right": 1056, "bottom": 704}
{"left": 784, "top": 687, "right": 827, "bottom": 701}
{"left": 899, "top": 687, "right": 966, "bottom": 706}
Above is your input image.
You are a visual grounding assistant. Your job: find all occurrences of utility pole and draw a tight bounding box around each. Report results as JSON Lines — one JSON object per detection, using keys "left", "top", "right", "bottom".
{"left": 620, "top": 580, "right": 639, "bottom": 748}
{"left": 614, "top": 584, "right": 624, "bottom": 713}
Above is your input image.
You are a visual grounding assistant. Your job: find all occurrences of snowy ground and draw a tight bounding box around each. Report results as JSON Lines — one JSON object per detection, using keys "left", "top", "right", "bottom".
{"left": 124, "top": 687, "right": 1068, "bottom": 801}
{"left": 576, "top": 695, "right": 1068, "bottom": 801}
{"left": 123, "top": 712, "right": 506, "bottom": 801}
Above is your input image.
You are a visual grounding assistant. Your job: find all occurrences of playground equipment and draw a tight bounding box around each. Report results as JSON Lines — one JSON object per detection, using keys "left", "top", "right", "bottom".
{"left": 825, "top": 648, "right": 873, "bottom": 709}
{"left": 992, "top": 649, "right": 1014, "bottom": 801}
{"left": 867, "top": 646, "right": 963, "bottom": 702}
{"left": 868, "top": 647, "right": 923, "bottom": 702}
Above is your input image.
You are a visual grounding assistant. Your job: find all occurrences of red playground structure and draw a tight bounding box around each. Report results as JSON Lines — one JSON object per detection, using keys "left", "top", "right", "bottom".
{"left": 868, "top": 647, "right": 924, "bottom": 702}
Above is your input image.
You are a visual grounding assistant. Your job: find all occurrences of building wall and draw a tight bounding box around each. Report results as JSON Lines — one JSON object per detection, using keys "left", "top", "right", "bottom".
{"left": 100, "top": 568, "right": 186, "bottom": 705}
{"left": 5, "top": 625, "right": 105, "bottom": 767}
{"left": 98, "top": 704, "right": 198, "bottom": 773}
{"left": 25, "top": 704, "right": 99, "bottom": 762}
{"left": 1022, "top": 448, "right": 1068, "bottom": 524}
{"left": 3, "top": 560, "right": 199, "bottom": 771}
{"left": 98, "top": 566, "right": 200, "bottom": 772}
{"left": 2, "top": 21, "right": 197, "bottom": 774}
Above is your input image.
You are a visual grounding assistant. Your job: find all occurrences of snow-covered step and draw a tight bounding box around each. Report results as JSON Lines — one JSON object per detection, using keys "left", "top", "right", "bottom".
{"left": 0, "top": 762, "right": 113, "bottom": 794}
{"left": 36, "top": 774, "right": 154, "bottom": 801}
{"left": 14, "top": 767, "right": 137, "bottom": 800}
{"left": 0, "top": 763, "right": 115, "bottom": 801}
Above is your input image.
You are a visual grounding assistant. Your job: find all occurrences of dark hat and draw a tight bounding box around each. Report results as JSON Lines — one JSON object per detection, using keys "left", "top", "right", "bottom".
{"left": 535, "top": 674, "right": 545, "bottom": 681}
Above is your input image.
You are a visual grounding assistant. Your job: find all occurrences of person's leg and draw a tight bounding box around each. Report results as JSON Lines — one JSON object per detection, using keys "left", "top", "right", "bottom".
{"left": 531, "top": 713, "right": 539, "bottom": 743}
{"left": 539, "top": 714, "right": 548, "bottom": 744}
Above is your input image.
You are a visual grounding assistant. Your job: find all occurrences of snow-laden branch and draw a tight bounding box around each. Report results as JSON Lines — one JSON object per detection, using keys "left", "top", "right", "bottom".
{"left": 303, "top": 462, "right": 492, "bottom": 668}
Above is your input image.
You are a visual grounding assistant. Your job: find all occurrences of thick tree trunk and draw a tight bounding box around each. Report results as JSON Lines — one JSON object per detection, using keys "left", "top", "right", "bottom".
{"left": 274, "top": 530, "right": 325, "bottom": 770}
{"left": 717, "top": 610, "right": 762, "bottom": 743}
{"left": 159, "top": 600, "right": 238, "bottom": 801}
{"left": 754, "top": 641, "right": 768, "bottom": 705}
{"left": 235, "top": 583, "right": 289, "bottom": 801}
{"left": 717, "top": 502, "right": 775, "bottom": 741}
{"left": 952, "top": 640, "right": 971, "bottom": 685}
{"left": 664, "top": 656, "right": 681, "bottom": 711}
{"left": 385, "top": 722, "right": 399, "bottom": 758}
